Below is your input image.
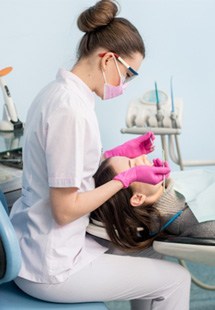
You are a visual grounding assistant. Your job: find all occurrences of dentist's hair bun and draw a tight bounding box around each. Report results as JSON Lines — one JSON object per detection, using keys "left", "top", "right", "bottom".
{"left": 77, "top": 0, "right": 119, "bottom": 33}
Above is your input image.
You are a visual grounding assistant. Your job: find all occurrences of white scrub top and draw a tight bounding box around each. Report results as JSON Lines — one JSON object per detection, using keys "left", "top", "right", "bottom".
{"left": 10, "top": 69, "right": 106, "bottom": 284}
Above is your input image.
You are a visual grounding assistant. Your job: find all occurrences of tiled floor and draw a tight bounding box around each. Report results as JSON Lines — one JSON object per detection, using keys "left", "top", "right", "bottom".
{"left": 188, "top": 260, "right": 215, "bottom": 309}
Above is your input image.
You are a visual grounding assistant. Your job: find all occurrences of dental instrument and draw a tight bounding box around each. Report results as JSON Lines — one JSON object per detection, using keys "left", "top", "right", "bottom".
{"left": 170, "top": 76, "right": 175, "bottom": 113}
{"left": 150, "top": 137, "right": 153, "bottom": 145}
{"left": 162, "top": 149, "right": 166, "bottom": 192}
{"left": 170, "top": 76, "right": 178, "bottom": 128}
{"left": 154, "top": 81, "right": 164, "bottom": 127}
{"left": 169, "top": 76, "right": 184, "bottom": 168}
{"left": 0, "top": 67, "right": 23, "bottom": 132}
{"left": 154, "top": 81, "right": 160, "bottom": 110}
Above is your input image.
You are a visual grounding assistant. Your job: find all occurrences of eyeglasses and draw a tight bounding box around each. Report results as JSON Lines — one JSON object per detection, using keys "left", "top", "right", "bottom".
{"left": 98, "top": 52, "right": 139, "bottom": 82}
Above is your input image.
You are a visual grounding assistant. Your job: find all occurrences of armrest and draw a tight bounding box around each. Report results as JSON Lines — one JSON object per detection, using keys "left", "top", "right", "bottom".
{"left": 153, "top": 237, "right": 215, "bottom": 266}
{"left": 0, "top": 202, "right": 21, "bottom": 284}
{"left": 156, "top": 235, "right": 215, "bottom": 246}
{"left": 0, "top": 237, "right": 6, "bottom": 279}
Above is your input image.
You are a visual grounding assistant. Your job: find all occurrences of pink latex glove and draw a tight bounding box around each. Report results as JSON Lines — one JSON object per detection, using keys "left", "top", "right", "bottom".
{"left": 153, "top": 158, "right": 170, "bottom": 178}
{"left": 104, "top": 132, "right": 155, "bottom": 159}
{"left": 113, "top": 165, "right": 171, "bottom": 188}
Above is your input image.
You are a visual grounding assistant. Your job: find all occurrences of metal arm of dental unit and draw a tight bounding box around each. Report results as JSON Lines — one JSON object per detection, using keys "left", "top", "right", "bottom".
{"left": 121, "top": 127, "right": 215, "bottom": 170}
{"left": 0, "top": 67, "right": 23, "bottom": 132}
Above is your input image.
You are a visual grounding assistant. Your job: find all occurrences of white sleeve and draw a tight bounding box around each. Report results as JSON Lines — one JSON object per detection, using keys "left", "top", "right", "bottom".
{"left": 45, "top": 105, "right": 86, "bottom": 188}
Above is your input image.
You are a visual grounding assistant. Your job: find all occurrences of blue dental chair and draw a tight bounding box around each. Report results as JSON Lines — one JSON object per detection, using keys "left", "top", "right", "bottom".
{"left": 0, "top": 192, "right": 108, "bottom": 310}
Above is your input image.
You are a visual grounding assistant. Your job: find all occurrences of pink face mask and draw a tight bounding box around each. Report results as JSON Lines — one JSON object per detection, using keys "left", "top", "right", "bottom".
{"left": 102, "top": 55, "right": 128, "bottom": 100}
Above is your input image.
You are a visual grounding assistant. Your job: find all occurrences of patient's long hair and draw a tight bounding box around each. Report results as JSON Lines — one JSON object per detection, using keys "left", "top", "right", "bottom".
{"left": 92, "top": 159, "right": 161, "bottom": 251}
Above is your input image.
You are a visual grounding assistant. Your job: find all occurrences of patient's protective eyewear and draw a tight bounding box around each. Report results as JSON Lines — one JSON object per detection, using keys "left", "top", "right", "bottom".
{"left": 98, "top": 52, "right": 139, "bottom": 82}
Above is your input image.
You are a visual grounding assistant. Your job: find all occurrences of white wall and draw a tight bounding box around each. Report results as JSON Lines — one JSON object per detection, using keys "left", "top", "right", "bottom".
{"left": 1, "top": 0, "right": 215, "bottom": 170}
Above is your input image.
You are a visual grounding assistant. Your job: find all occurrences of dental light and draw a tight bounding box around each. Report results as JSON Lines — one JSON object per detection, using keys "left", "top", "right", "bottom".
{"left": 0, "top": 67, "right": 23, "bottom": 132}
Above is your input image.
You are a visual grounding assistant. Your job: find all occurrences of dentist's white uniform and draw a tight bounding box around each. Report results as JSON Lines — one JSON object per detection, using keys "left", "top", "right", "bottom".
{"left": 10, "top": 69, "right": 190, "bottom": 310}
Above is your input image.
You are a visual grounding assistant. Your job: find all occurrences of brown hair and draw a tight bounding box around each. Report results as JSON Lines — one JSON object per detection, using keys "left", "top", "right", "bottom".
{"left": 92, "top": 159, "right": 161, "bottom": 252}
{"left": 77, "top": 0, "right": 145, "bottom": 60}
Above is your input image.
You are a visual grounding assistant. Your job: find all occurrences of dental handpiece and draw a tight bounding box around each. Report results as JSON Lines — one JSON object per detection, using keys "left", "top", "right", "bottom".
{"left": 0, "top": 67, "right": 18, "bottom": 123}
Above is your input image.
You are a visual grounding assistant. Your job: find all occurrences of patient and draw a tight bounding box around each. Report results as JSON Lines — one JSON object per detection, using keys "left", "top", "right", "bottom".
{"left": 91, "top": 155, "right": 215, "bottom": 251}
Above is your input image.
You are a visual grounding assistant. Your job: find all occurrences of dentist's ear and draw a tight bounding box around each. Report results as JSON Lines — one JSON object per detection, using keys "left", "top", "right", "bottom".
{"left": 130, "top": 193, "right": 146, "bottom": 207}
{"left": 100, "top": 52, "right": 114, "bottom": 71}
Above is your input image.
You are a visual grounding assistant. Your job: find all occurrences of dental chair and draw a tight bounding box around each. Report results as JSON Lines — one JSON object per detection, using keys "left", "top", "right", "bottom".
{"left": 0, "top": 192, "right": 108, "bottom": 310}
{"left": 119, "top": 88, "right": 215, "bottom": 290}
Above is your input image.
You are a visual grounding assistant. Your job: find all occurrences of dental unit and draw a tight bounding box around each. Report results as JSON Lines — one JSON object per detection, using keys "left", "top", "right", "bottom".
{"left": 122, "top": 77, "right": 215, "bottom": 169}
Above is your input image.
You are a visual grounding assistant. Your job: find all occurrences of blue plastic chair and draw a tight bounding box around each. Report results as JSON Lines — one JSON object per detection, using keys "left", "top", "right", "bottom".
{"left": 0, "top": 193, "right": 108, "bottom": 310}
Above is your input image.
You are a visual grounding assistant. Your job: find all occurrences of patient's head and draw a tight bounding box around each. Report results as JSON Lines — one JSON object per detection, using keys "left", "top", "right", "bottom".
{"left": 111, "top": 155, "right": 165, "bottom": 205}
{"left": 92, "top": 155, "right": 164, "bottom": 251}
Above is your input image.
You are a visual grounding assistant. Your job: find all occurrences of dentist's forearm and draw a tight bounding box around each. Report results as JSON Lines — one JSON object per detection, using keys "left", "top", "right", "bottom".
{"left": 50, "top": 180, "right": 123, "bottom": 225}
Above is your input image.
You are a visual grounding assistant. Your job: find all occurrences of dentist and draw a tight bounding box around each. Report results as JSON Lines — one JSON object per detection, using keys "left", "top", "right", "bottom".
{"left": 10, "top": 1, "right": 191, "bottom": 309}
